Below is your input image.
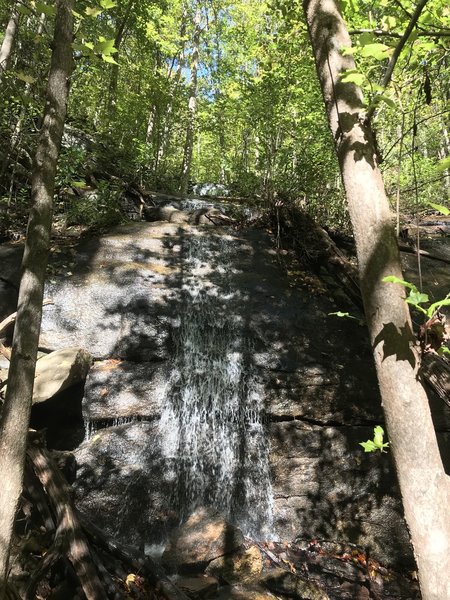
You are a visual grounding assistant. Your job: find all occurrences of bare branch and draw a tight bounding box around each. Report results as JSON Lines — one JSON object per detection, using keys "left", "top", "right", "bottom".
{"left": 350, "top": 28, "right": 450, "bottom": 38}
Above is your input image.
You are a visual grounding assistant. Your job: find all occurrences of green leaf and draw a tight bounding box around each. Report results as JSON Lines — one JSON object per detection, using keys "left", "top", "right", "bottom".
{"left": 438, "top": 346, "right": 450, "bottom": 356}
{"left": 340, "top": 70, "right": 365, "bottom": 86}
{"left": 408, "top": 30, "right": 418, "bottom": 44}
{"left": 328, "top": 311, "right": 358, "bottom": 320}
{"left": 95, "top": 38, "right": 118, "bottom": 55}
{"left": 436, "top": 157, "right": 450, "bottom": 172}
{"left": 360, "top": 43, "right": 391, "bottom": 60}
{"left": 359, "top": 440, "right": 377, "bottom": 452}
{"left": 101, "top": 54, "right": 119, "bottom": 64}
{"left": 382, "top": 16, "right": 397, "bottom": 31}
{"left": 377, "top": 94, "right": 396, "bottom": 109}
{"left": 100, "top": 0, "right": 117, "bottom": 7}
{"left": 428, "top": 296, "right": 450, "bottom": 315}
{"left": 14, "top": 72, "right": 36, "bottom": 84}
{"left": 373, "top": 425, "right": 385, "bottom": 447}
{"left": 382, "top": 275, "right": 417, "bottom": 291}
{"left": 426, "top": 202, "right": 450, "bottom": 215}
{"left": 341, "top": 46, "right": 358, "bottom": 56}
{"left": 358, "top": 32, "right": 375, "bottom": 46}
{"left": 71, "top": 180, "right": 86, "bottom": 188}
{"left": 406, "top": 290, "right": 429, "bottom": 306}
{"left": 17, "top": 5, "right": 32, "bottom": 16}
{"left": 85, "top": 7, "right": 102, "bottom": 17}
{"left": 359, "top": 426, "right": 389, "bottom": 453}
{"left": 35, "top": 1, "right": 56, "bottom": 16}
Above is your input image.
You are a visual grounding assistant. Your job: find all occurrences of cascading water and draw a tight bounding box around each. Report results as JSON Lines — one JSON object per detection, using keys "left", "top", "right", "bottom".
{"left": 160, "top": 230, "right": 273, "bottom": 539}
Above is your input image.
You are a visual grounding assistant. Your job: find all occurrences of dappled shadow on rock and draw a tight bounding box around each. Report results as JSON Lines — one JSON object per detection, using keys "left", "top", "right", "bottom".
{"left": 28, "top": 220, "right": 417, "bottom": 569}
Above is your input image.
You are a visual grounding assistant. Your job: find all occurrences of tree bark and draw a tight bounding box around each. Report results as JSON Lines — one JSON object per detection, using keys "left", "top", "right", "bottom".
{"left": 0, "top": 6, "right": 19, "bottom": 80}
{"left": 0, "top": 0, "right": 74, "bottom": 587}
{"left": 302, "top": 1, "right": 450, "bottom": 599}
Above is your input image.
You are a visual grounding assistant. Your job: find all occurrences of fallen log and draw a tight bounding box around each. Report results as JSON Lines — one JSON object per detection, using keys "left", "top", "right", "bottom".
{"left": 26, "top": 436, "right": 107, "bottom": 600}
{"left": 81, "top": 516, "right": 191, "bottom": 600}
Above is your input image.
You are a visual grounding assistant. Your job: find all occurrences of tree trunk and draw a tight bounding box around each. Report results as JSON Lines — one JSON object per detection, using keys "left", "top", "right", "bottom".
{"left": 302, "top": 1, "right": 450, "bottom": 599}
{"left": 107, "top": 0, "right": 135, "bottom": 116}
{"left": 0, "top": 0, "right": 74, "bottom": 587}
{"left": 0, "top": 6, "right": 19, "bottom": 79}
{"left": 179, "top": 10, "right": 201, "bottom": 198}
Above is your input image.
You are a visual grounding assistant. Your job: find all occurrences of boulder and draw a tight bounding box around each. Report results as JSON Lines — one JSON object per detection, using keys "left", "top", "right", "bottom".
{"left": 2, "top": 347, "right": 92, "bottom": 404}
{"left": 74, "top": 422, "right": 177, "bottom": 548}
{"left": 162, "top": 507, "right": 245, "bottom": 573}
{"left": 176, "top": 576, "right": 219, "bottom": 599}
{"left": 206, "top": 545, "right": 263, "bottom": 584}
{"left": 262, "top": 568, "right": 329, "bottom": 600}
{"left": 214, "top": 585, "right": 277, "bottom": 600}
{"left": 32, "top": 348, "right": 92, "bottom": 404}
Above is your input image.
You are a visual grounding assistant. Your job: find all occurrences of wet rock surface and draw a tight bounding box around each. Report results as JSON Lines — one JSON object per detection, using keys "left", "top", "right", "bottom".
{"left": 162, "top": 507, "right": 245, "bottom": 573}
{"left": 1, "top": 215, "right": 449, "bottom": 582}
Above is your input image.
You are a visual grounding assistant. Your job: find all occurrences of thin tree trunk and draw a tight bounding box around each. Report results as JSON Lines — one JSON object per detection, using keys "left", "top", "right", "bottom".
{"left": 180, "top": 10, "right": 201, "bottom": 198}
{"left": 1, "top": 12, "right": 46, "bottom": 181}
{"left": 303, "top": 1, "right": 450, "bottom": 599}
{"left": 0, "top": 0, "right": 74, "bottom": 587}
{"left": 154, "top": 17, "right": 188, "bottom": 175}
{"left": 0, "top": 6, "right": 19, "bottom": 80}
{"left": 107, "top": 0, "right": 135, "bottom": 116}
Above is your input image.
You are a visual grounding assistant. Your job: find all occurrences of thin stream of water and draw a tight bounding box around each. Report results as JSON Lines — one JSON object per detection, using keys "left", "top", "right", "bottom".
{"left": 160, "top": 231, "right": 273, "bottom": 538}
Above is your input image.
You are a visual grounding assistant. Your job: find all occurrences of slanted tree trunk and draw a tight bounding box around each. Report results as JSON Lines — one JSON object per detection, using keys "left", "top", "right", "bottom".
{"left": 302, "top": 1, "right": 450, "bottom": 599}
{"left": 0, "top": 0, "right": 74, "bottom": 587}
{"left": 0, "top": 5, "right": 19, "bottom": 80}
{"left": 179, "top": 9, "right": 201, "bottom": 198}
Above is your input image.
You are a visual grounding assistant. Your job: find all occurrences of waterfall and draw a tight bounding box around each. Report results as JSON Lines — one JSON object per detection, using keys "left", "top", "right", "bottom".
{"left": 160, "top": 230, "right": 273, "bottom": 539}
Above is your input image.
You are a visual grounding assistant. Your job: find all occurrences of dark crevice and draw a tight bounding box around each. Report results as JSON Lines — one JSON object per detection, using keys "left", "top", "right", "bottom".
{"left": 85, "top": 414, "right": 159, "bottom": 433}
{"left": 267, "top": 413, "right": 384, "bottom": 428}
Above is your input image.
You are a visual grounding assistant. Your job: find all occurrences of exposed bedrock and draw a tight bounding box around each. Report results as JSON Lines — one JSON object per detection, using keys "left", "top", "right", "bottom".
{"left": 1, "top": 218, "right": 449, "bottom": 571}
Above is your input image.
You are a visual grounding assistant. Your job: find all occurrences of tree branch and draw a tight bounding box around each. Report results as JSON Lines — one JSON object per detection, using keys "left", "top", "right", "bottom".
{"left": 350, "top": 28, "right": 450, "bottom": 38}
{"left": 367, "top": 0, "right": 429, "bottom": 120}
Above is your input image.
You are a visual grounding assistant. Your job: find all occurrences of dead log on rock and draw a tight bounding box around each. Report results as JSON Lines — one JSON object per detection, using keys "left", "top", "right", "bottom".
{"left": 17, "top": 431, "right": 190, "bottom": 600}
{"left": 81, "top": 516, "right": 191, "bottom": 600}
{"left": 26, "top": 436, "right": 107, "bottom": 600}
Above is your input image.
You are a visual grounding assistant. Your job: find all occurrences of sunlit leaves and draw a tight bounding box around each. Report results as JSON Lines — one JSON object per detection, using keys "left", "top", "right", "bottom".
{"left": 35, "top": 1, "right": 56, "bottom": 16}
{"left": 436, "top": 157, "right": 450, "bottom": 173}
{"left": 383, "top": 276, "right": 450, "bottom": 319}
{"left": 427, "top": 202, "right": 450, "bottom": 215}
{"left": 85, "top": 7, "right": 102, "bottom": 17}
{"left": 359, "top": 426, "right": 390, "bottom": 453}
{"left": 359, "top": 43, "right": 391, "bottom": 60}
{"left": 100, "top": 0, "right": 117, "bottom": 8}
{"left": 13, "top": 71, "right": 37, "bottom": 84}
{"left": 340, "top": 69, "right": 366, "bottom": 86}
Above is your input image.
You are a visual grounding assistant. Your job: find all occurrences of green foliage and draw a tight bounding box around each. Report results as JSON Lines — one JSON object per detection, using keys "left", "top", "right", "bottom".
{"left": 382, "top": 276, "right": 450, "bottom": 319}
{"left": 1, "top": 0, "right": 449, "bottom": 232}
{"left": 65, "top": 182, "right": 123, "bottom": 228}
{"left": 359, "top": 426, "right": 390, "bottom": 453}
